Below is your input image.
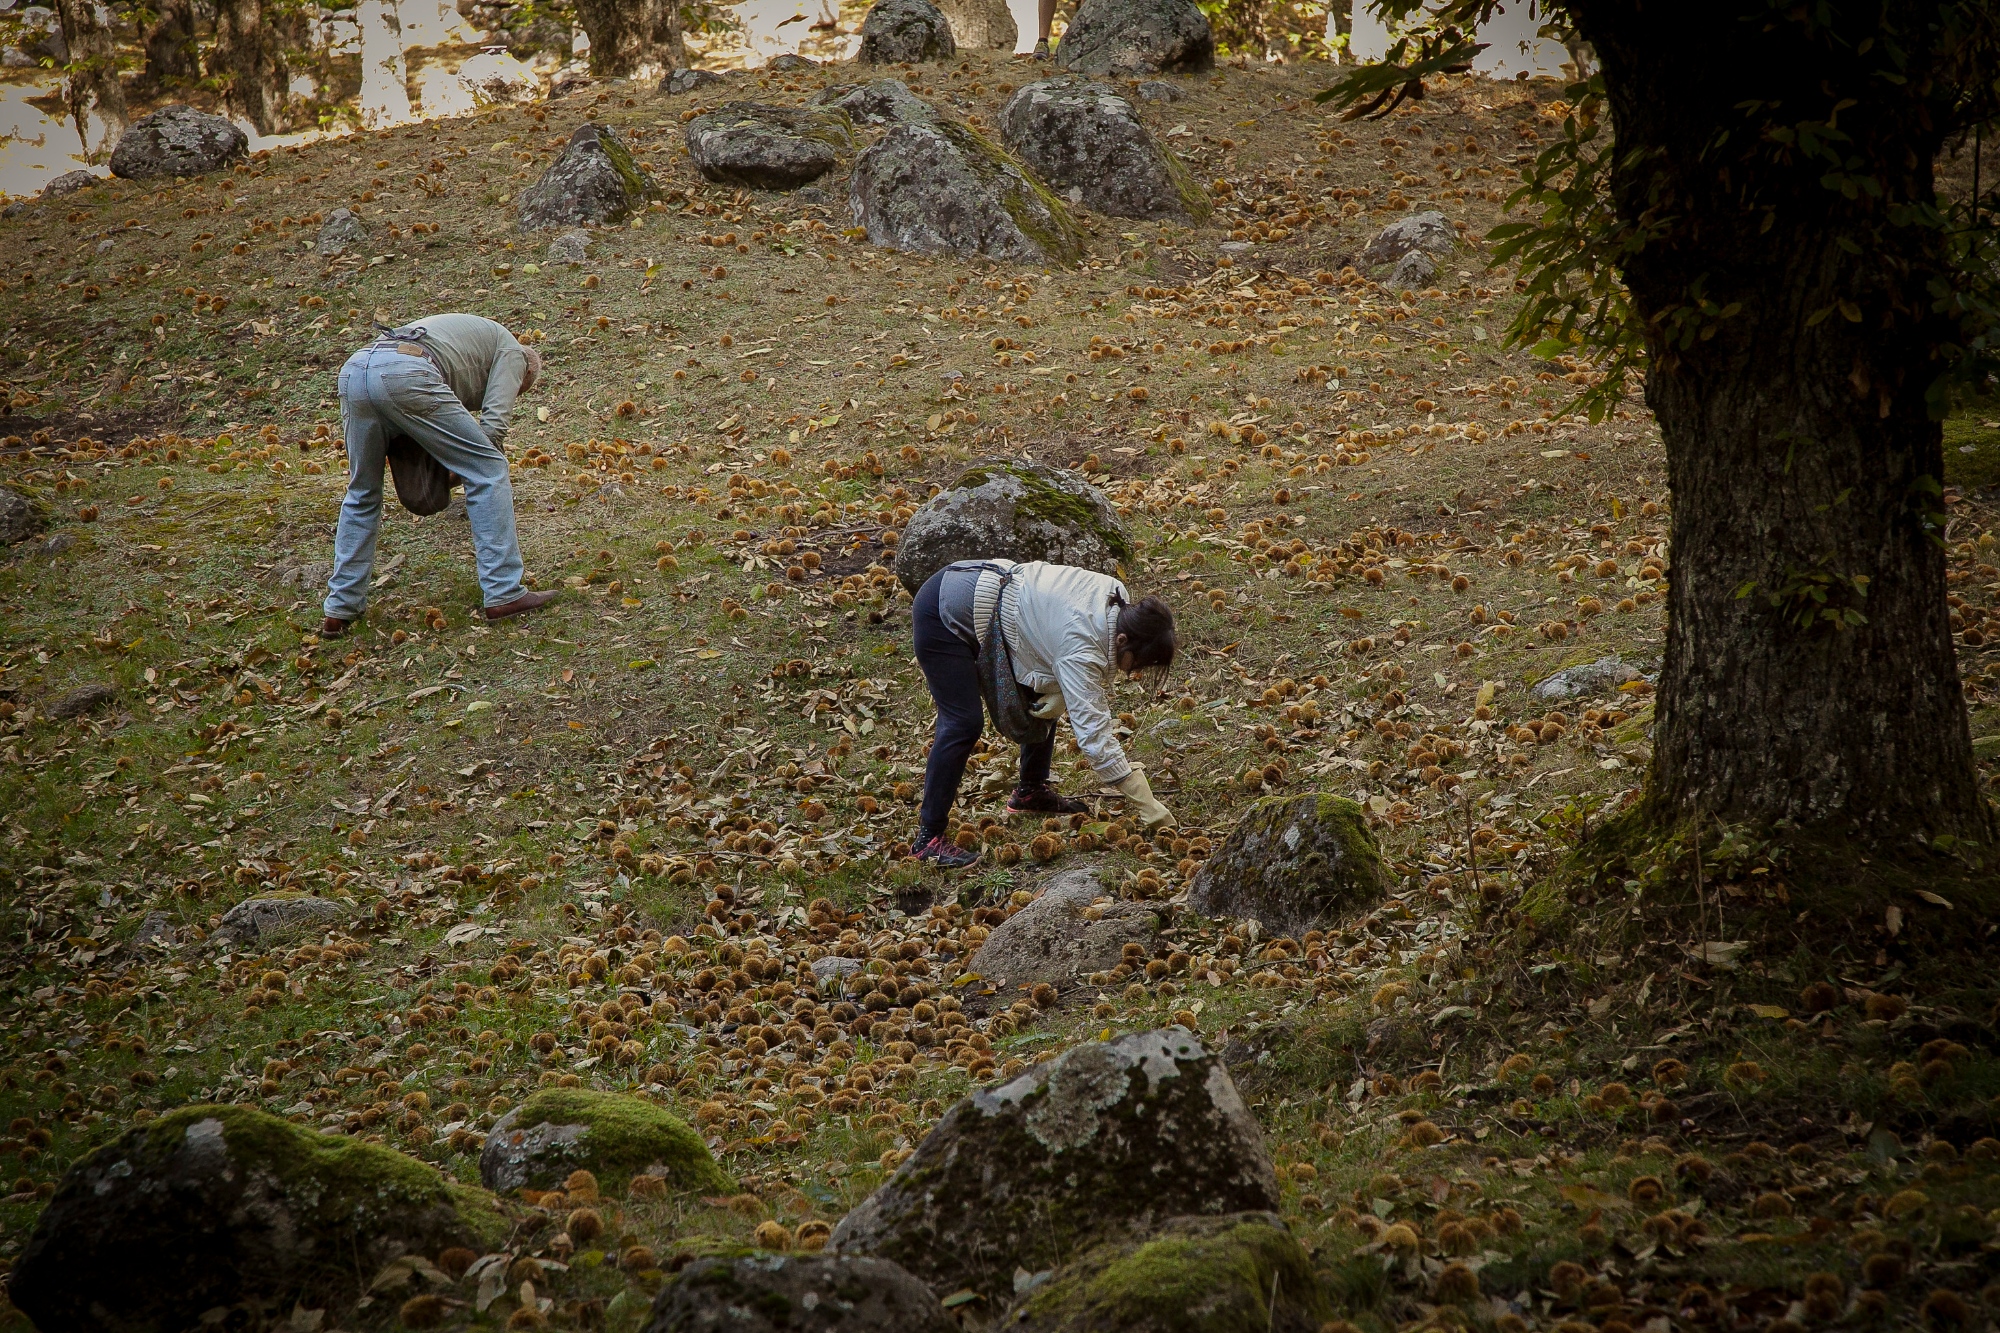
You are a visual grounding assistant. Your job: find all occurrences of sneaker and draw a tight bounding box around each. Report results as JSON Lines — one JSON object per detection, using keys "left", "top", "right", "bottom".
{"left": 911, "top": 832, "right": 979, "bottom": 869}
{"left": 1033, "top": 38, "right": 1050, "bottom": 59}
{"left": 1007, "top": 782, "right": 1089, "bottom": 816}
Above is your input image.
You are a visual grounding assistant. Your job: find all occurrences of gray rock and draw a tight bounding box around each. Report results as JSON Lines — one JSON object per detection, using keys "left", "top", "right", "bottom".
{"left": 935, "top": 0, "right": 1017, "bottom": 49}
{"left": 684, "top": 102, "right": 856, "bottom": 190}
{"left": 1529, "top": 655, "right": 1644, "bottom": 702}
{"left": 811, "top": 955, "right": 864, "bottom": 985}
{"left": 42, "top": 169, "right": 97, "bottom": 199}
{"left": 663, "top": 66, "right": 731, "bottom": 95}
{"left": 7, "top": 1104, "right": 510, "bottom": 1333}
{"left": 1054, "top": 0, "right": 1212, "bottom": 76}
{"left": 49, "top": 683, "right": 116, "bottom": 719}
{"left": 893, "top": 456, "right": 1129, "bottom": 593}
{"left": 516, "top": 122, "right": 662, "bottom": 231}
{"left": 1359, "top": 208, "right": 1454, "bottom": 267}
{"left": 857, "top": 0, "right": 957, "bottom": 63}
{"left": 95, "top": 237, "right": 116, "bottom": 253}
{"left": 813, "top": 78, "right": 938, "bottom": 126}
{"left": 1136, "top": 79, "right": 1183, "bottom": 101}
{"left": 133, "top": 911, "right": 178, "bottom": 947}
{"left": 766, "top": 53, "right": 819, "bottom": 70}
{"left": 1, "top": 486, "right": 48, "bottom": 544}
{"left": 108, "top": 104, "right": 248, "bottom": 180}
{"left": 37, "top": 531, "right": 74, "bottom": 558}
{"left": 794, "top": 185, "right": 832, "bottom": 206}
{"left": 479, "top": 1088, "right": 730, "bottom": 1196}
{"left": 547, "top": 229, "right": 592, "bottom": 264}
{"left": 831, "top": 1028, "right": 1278, "bottom": 1304}
{"left": 1186, "top": 793, "right": 1386, "bottom": 939}
{"left": 1386, "top": 248, "right": 1437, "bottom": 289}
{"left": 852, "top": 121, "right": 1082, "bottom": 265}
{"left": 1004, "top": 1212, "right": 1328, "bottom": 1332}
{"left": 968, "top": 866, "right": 1159, "bottom": 991}
{"left": 315, "top": 206, "right": 368, "bottom": 256}
{"left": 999, "top": 77, "right": 1208, "bottom": 222}
{"left": 645, "top": 1253, "right": 953, "bottom": 1333}
{"left": 212, "top": 893, "right": 348, "bottom": 946}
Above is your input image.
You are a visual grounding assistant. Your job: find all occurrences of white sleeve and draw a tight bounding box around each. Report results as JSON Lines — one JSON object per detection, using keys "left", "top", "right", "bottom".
{"left": 1053, "top": 620, "right": 1131, "bottom": 786}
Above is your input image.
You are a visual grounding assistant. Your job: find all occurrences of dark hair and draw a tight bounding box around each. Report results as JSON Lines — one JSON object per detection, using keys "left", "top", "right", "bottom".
{"left": 1116, "top": 596, "right": 1178, "bottom": 676}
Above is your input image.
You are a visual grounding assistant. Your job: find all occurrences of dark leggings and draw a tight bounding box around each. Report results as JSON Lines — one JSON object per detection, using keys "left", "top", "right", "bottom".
{"left": 913, "top": 571, "right": 1052, "bottom": 837}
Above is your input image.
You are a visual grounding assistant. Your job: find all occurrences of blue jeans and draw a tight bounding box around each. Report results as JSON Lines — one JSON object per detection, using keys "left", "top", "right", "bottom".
{"left": 325, "top": 345, "right": 525, "bottom": 619}
{"left": 913, "top": 571, "right": 1052, "bottom": 838}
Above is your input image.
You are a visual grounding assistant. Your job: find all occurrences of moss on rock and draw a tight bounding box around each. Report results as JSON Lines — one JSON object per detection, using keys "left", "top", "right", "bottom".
{"left": 482, "top": 1087, "right": 732, "bottom": 1195}
{"left": 10, "top": 1104, "right": 511, "bottom": 1333}
{"left": 1187, "top": 792, "right": 1386, "bottom": 938}
{"left": 1012, "top": 1213, "right": 1328, "bottom": 1333}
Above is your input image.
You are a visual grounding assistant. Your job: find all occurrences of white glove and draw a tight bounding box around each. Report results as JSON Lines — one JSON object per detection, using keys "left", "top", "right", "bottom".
{"left": 1115, "top": 767, "right": 1175, "bottom": 831}
{"left": 1029, "top": 688, "right": 1068, "bottom": 721}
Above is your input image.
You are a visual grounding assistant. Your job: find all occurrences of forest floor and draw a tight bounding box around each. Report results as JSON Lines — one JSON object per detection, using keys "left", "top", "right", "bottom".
{"left": 5, "top": 53, "right": 2000, "bottom": 1333}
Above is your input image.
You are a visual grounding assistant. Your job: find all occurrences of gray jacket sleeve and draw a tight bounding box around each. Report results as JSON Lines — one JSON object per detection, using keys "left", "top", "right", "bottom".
{"left": 478, "top": 336, "right": 529, "bottom": 447}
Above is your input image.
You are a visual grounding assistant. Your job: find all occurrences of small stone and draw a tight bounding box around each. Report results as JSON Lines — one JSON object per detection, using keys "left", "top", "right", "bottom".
{"left": 810, "top": 956, "right": 864, "bottom": 985}
{"left": 643, "top": 1253, "right": 952, "bottom": 1333}
{"left": 212, "top": 893, "right": 348, "bottom": 946}
{"left": 516, "top": 122, "right": 662, "bottom": 231}
{"left": 43, "top": 169, "right": 98, "bottom": 199}
{"left": 857, "top": 0, "right": 957, "bottom": 63}
{"left": 812, "top": 78, "right": 938, "bottom": 127}
{"left": 49, "top": 683, "right": 116, "bottom": 720}
{"left": 480, "top": 1088, "right": 732, "bottom": 1196}
{"left": 315, "top": 206, "right": 369, "bottom": 256}
{"left": 546, "top": 230, "right": 593, "bottom": 264}
{"left": 108, "top": 104, "right": 248, "bottom": 180}
{"left": 1386, "top": 249, "right": 1437, "bottom": 289}
{"left": 766, "top": 52, "right": 819, "bottom": 70}
{"left": 998, "top": 77, "right": 1209, "bottom": 222}
{"left": 968, "top": 865, "right": 1159, "bottom": 991}
{"left": 1186, "top": 793, "right": 1387, "bottom": 939}
{"left": 1136, "top": 79, "right": 1184, "bottom": 101}
{"left": 0, "top": 486, "right": 50, "bottom": 545}
{"left": 683, "top": 102, "right": 856, "bottom": 190}
{"left": 1529, "top": 655, "right": 1646, "bottom": 701}
{"left": 1053, "top": 0, "right": 1213, "bottom": 76}
{"left": 133, "top": 912, "right": 178, "bottom": 948}
{"left": 1360, "top": 208, "right": 1455, "bottom": 267}
{"left": 663, "top": 66, "right": 731, "bottom": 96}
{"left": 893, "top": 456, "right": 1128, "bottom": 593}
{"left": 831, "top": 1028, "right": 1278, "bottom": 1304}
{"left": 38, "top": 531, "right": 74, "bottom": 558}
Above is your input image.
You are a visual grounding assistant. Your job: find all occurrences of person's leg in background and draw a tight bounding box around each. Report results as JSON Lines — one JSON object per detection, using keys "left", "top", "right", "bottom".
{"left": 1035, "top": 0, "right": 1055, "bottom": 54}
{"left": 373, "top": 360, "right": 529, "bottom": 613}
{"left": 912, "top": 572, "right": 984, "bottom": 865}
{"left": 323, "top": 350, "right": 390, "bottom": 630}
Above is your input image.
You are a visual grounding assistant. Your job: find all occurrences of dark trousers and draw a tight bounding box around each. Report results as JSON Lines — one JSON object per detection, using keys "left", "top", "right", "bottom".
{"left": 913, "top": 571, "right": 1051, "bottom": 837}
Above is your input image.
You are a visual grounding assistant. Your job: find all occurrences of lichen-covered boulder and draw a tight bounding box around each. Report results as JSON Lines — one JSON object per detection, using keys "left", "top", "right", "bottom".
{"left": 481, "top": 1088, "right": 732, "bottom": 1195}
{"left": 645, "top": 1253, "right": 954, "bottom": 1332}
{"left": 1360, "top": 208, "right": 1454, "bottom": 267}
{"left": 315, "top": 206, "right": 369, "bottom": 255}
{"left": 516, "top": 122, "right": 662, "bottom": 231}
{"left": 813, "top": 77, "right": 937, "bottom": 126}
{"left": 857, "top": 0, "right": 957, "bottom": 62}
{"left": 108, "top": 104, "right": 248, "bottom": 179}
{"left": 684, "top": 102, "right": 856, "bottom": 190}
{"left": 41, "top": 169, "right": 98, "bottom": 198}
{"left": 1006, "top": 1213, "right": 1328, "bottom": 1333}
{"left": 1385, "top": 249, "right": 1437, "bottom": 290}
{"left": 1053, "top": 0, "right": 1212, "bottom": 76}
{"left": 1187, "top": 794, "right": 1386, "bottom": 938}
{"left": 831, "top": 1028, "right": 1278, "bottom": 1303}
{"left": 935, "top": 0, "right": 1017, "bottom": 49}
{"left": 8, "top": 1105, "right": 510, "bottom": 1333}
{"left": 969, "top": 866, "right": 1160, "bottom": 992}
{"left": 0, "top": 487, "right": 47, "bottom": 545}
{"left": 852, "top": 120, "right": 1082, "bottom": 265}
{"left": 213, "top": 892, "right": 349, "bottom": 946}
{"left": 893, "top": 457, "right": 1129, "bottom": 593}
{"left": 1530, "top": 654, "right": 1644, "bottom": 702}
{"left": 999, "top": 77, "right": 1208, "bottom": 222}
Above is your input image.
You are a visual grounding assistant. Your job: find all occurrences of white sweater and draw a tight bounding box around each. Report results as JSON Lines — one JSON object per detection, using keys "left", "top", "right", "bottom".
{"left": 971, "top": 559, "right": 1133, "bottom": 785}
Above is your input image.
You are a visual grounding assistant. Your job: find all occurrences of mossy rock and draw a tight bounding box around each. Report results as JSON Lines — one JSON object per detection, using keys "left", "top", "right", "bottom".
{"left": 481, "top": 1087, "right": 732, "bottom": 1195}
{"left": 1187, "top": 793, "right": 1386, "bottom": 938}
{"left": 893, "top": 455, "right": 1131, "bottom": 593}
{"left": 644, "top": 1253, "right": 954, "bottom": 1332}
{"left": 1009, "top": 1212, "right": 1328, "bottom": 1333}
{"left": 683, "top": 102, "right": 857, "bottom": 190}
{"left": 516, "top": 122, "right": 663, "bottom": 231}
{"left": 9, "top": 1104, "right": 512, "bottom": 1333}
{"left": 850, "top": 119, "right": 1085, "bottom": 266}
{"left": 998, "top": 78, "right": 1211, "bottom": 224}
{"left": 830, "top": 1029, "right": 1278, "bottom": 1304}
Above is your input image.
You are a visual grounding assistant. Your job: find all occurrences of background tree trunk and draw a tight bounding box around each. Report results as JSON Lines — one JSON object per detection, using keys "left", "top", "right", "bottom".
{"left": 354, "top": 0, "right": 412, "bottom": 128}
{"left": 143, "top": 0, "right": 201, "bottom": 91}
{"left": 1571, "top": 2, "right": 1990, "bottom": 844}
{"left": 212, "top": 0, "right": 289, "bottom": 135}
{"left": 52, "top": 0, "right": 127, "bottom": 160}
{"left": 575, "top": 0, "right": 682, "bottom": 76}
{"left": 652, "top": 0, "right": 685, "bottom": 71}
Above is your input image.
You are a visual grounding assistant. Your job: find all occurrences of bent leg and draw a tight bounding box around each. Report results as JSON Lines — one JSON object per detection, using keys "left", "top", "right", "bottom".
{"left": 914, "top": 576, "right": 984, "bottom": 838}
{"left": 376, "top": 367, "right": 526, "bottom": 608}
{"left": 325, "top": 357, "right": 388, "bottom": 621}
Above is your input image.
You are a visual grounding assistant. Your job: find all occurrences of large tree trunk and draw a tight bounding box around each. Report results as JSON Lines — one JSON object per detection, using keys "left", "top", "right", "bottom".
{"left": 143, "top": 0, "right": 201, "bottom": 91}
{"left": 575, "top": 0, "right": 682, "bottom": 76}
{"left": 52, "top": 0, "right": 127, "bottom": 160}
{"left": 355, "top": 0, "right": 412, "bottom": 128}
{"left": 1570, "top": 2, "right": 1990, "bottom": 844}
{"left": 212, "top": 0, "right": 289, "bottom": 135}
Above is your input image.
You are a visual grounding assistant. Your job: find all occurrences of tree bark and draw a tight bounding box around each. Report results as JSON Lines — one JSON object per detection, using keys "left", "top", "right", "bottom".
{"left": 143, "top": 0, "right": 201, "bottom": 91}
{"left": 1569, "top": 1, "right": 1989, "bottom": 844}
{"left": 575, "top": 0, "right": 682, "bottom": 77}
{"left": 212, "top": 0, "right": 289, "bottom": 135}
{"left": 52, "top": 0, "right": 127, "bottom": 160}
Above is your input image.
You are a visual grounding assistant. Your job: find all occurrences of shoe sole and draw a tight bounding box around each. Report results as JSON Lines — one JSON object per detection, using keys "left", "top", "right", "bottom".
{"left": 485, "top": 595, "right": 554, "bottom": 622}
